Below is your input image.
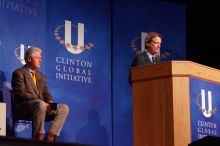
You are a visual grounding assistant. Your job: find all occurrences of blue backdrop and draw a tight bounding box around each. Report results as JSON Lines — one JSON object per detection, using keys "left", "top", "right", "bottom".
{"left": 45, "top": 0, "right": 111, "bottom": 145}
{"left": 0, "top": 0, "right": 185, "bottom": 146}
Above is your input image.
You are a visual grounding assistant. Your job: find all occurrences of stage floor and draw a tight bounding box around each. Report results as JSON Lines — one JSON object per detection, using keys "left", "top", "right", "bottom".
{"left": 0, "top": 136, "right": 96, "bottom": 146}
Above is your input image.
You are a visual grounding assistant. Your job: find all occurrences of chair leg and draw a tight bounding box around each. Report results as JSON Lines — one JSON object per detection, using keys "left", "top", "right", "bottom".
{"left": 12, "top": 121, "right": 15, "bottom": 137}
{"left": 32, "top": 121, "right": 34, "bottom": 139}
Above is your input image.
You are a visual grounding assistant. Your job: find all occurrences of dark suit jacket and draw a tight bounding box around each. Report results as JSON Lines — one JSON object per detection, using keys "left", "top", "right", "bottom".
{"left": 11, "top": 65, "right": 54, "bottom": 104}
{"left": 128, "top": 51, "right": 160, "bottom": 85}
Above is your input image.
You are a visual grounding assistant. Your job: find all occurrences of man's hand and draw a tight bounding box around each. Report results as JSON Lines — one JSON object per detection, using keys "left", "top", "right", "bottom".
{"left": 46, "top": 103, "right": 57, "bottom": 115}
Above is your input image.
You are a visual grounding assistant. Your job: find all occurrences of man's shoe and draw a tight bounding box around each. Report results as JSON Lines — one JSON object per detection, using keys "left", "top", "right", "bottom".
{"left": 34, "top": 133, "right": 43, "bottom": 141}
{"left": 45, "top": 133, "right": 56, "bottom": 142}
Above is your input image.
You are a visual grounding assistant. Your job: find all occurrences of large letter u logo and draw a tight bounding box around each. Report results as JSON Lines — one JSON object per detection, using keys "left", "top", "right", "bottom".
{"left": 201, "top": 89, "right": 212, "bottom": 118}
{"left": 65, "top": 20, "right": 84, "bottom": 54}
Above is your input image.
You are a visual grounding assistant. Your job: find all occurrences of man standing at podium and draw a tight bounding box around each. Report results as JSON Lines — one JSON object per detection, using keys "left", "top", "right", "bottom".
{"left": 128, "top": 32, "right": 162, "bottom": 84}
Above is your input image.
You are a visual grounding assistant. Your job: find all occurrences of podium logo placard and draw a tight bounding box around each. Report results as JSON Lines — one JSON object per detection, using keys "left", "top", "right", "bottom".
{"left": 196, "top": 89, "right": 217, "bottom": 118}
{"left": 190, "top": 77, "right": 220, "bottom": 141}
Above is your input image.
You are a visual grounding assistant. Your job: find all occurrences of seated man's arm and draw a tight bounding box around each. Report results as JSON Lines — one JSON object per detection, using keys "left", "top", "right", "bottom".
{"left": 41, "top": 73, "right": 54, "bottom": 104}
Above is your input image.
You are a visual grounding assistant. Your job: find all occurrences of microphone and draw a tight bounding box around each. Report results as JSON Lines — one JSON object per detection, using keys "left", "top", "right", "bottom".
{"left": 160, "top": 50, "right": 170, "bottom": 58}
{"left": 161, "top": 48, "right": 184, "bottom": 59}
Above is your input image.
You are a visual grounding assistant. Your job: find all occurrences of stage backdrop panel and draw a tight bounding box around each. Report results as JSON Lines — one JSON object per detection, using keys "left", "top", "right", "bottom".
{"left": 45, "top": 0, "right": 111, "bottom": 145}
{"left": 0, "top": 0, "right": 186, "bottom": 145}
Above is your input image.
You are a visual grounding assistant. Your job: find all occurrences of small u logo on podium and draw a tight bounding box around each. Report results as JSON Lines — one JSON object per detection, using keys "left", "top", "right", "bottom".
{"left": 196, "top": 89, "right": 217, "bottom": 118}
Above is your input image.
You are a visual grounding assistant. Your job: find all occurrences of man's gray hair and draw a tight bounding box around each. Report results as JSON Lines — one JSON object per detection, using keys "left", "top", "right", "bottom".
{"left": 24, "top": 47, "right": 42, "bottom": 63}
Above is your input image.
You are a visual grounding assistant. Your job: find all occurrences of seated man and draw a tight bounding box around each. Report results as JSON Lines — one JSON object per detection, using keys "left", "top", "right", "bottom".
{"left": 11, "top": 47, "right": 69, "bottom": 142}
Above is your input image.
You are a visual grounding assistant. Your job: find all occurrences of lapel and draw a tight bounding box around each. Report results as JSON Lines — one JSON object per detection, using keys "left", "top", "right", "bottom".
{"left": 35, "top": 71, "right": 41, "bottom": 94}
{"left": 24, "top": 66, "right": 39, "bottom": 95}
{"left": 155, "top": 55, "right": 160, "bottom": 63}
{"left": 142, "top": 51, "right": 152, "bottom": 64}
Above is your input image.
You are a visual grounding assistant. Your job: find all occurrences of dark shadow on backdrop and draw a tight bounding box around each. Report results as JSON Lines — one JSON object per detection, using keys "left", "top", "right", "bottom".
{"left": 75, "top": 108, "right": 109, "bottom": 146}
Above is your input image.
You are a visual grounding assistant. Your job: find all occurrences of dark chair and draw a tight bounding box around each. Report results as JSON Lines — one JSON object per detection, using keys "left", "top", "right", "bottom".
{"left": 10, "top": 90, "right": 55, "bottom": 138}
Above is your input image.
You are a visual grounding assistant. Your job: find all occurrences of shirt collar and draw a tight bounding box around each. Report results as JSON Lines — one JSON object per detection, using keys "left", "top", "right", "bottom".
{"left": 27, "top": 67, "right": 35, "bottom": 74}
{"left": 145, "top": 49, "right": 155, "bottom": 61}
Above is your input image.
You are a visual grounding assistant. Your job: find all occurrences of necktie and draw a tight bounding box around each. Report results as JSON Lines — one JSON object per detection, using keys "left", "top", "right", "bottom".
{"left": 152, "top": 57, "right": 156, "bottom": 64}
{"left": 31, "top": 71, "right": 37, "bottom": 86}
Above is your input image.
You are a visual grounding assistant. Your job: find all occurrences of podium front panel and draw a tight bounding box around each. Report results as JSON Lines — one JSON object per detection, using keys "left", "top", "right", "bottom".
{"left": 190, "top": 77, "right": 220, "bottom": 142}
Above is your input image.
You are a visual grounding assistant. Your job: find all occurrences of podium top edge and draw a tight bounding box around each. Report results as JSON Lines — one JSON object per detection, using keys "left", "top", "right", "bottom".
{"left": 131, "top": 60, "right": 220, "bottom": 84}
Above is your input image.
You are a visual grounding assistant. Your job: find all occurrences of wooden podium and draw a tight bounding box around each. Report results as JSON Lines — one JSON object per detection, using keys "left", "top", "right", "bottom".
{"left": 131, "top": 61, "right": 220, "bottom": 146}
